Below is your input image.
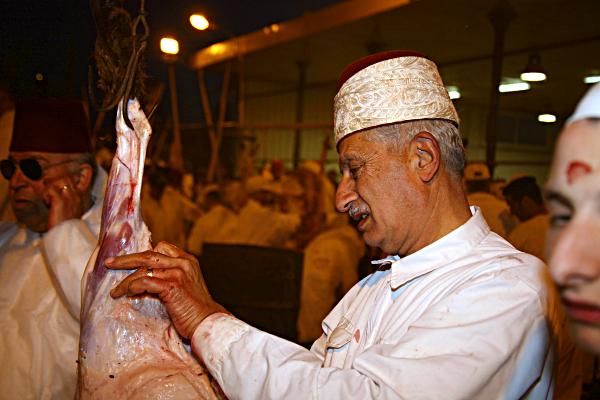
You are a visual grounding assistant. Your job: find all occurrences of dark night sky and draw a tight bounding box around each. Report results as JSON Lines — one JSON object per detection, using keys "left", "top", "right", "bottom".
{"left": 0, "top": 0, "right": 344, "bottom": 119}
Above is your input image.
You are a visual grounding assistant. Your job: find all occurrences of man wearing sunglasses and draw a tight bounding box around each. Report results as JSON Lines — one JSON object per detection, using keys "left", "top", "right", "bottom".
{"left": 0, "top": 98, "right": 108, "bottom": 399}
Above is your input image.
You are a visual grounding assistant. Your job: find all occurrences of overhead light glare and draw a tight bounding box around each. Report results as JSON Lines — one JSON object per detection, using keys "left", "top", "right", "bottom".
{"left": 499, "top": 82, "right": 530, "bottom": 93}
{"left": 160, "top": 38, "right": 179, "bottom": 55}
{"left": 445, "top": 86, "right": 461, "bottom": 100}
{"left": 520, "top": 71, "right": 546, "bottom": 82}
{"left": 520, "top": 53, "right": 546, "bottom": 82}
{"left": 190, "top": 15, "right": 209, "bottom": 30}
{"left": 538, "top": 114, "right": 556, "bottom": 123}
{"left": 584, "top": 75, "right": 600, "bottom": 84}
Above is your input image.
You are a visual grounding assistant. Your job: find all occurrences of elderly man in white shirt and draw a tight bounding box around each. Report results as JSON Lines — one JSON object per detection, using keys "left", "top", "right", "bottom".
{"left": 107, "top": 51, "right": 579, "bottom": 399}
{"left": 0, "top": 98, "right": 107, "bottom": 399}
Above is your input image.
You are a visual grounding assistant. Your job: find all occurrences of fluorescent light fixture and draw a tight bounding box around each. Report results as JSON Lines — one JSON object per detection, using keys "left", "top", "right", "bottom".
{"left": 538, "top": 114, "right": 556, "bottom": 123}
{"left": 445, "top": 86, "right": 461, "bottom": 99}
{"left": 499, "top": 82, "right": 530, "bottom": 93}
{"left": 584, "top": 75, "right": 600, "bottom": 84}
{"left": 520, "top": 71, "right": 546, "bottom": 82}
{"left": 520, "top": 54, "right": 546, "bottom": 82}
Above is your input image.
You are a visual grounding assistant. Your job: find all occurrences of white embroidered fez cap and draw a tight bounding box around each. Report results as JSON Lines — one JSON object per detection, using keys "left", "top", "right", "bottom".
{"left": 333, "top": 50, "right": 459, "bottom": 149}
{"left": 565, "top": 82, "right": 600, "bottom": 125}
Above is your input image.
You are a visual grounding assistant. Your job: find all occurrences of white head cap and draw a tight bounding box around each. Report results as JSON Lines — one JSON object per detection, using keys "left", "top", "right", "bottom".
{"left": 565, "top": 82, "right": 600, "bottom": 125}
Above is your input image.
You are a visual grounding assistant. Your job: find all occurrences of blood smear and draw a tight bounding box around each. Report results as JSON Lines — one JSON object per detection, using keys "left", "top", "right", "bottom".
{"left": 566, "top": 161, "right": 592, "bottom": 184}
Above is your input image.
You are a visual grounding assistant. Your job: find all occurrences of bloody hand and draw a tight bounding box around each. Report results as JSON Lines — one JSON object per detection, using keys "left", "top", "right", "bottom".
{"left": 106, "top": 241, "right": 228, "bottom": 339}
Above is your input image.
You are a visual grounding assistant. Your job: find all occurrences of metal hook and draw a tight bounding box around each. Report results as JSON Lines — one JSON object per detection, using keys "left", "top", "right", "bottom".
{"left": 89, "top": 0, "right": 150, "bottom": 131}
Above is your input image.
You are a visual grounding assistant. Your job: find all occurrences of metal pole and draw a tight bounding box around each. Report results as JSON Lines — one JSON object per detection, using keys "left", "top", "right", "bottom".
{"left": 486, "top": 0, "right": 516, "bottom": 177}
{"left": 168, "top": 62, "right": 184, "bottom": 171}
{"left": 293, "top": 61, "right": 308, "bottom": 169}
{"left": 207, "top": 61, "right": 232, "bottom": 183}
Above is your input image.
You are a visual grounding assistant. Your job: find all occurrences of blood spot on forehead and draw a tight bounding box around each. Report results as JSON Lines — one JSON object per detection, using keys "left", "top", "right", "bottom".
{"left": 566, "top": 161, "right": 592, "bottom": 185}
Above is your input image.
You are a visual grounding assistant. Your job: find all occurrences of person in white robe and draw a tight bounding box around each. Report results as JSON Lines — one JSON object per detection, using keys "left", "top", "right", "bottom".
{"left": 186, "top": 185, "right": 235, "bottom": 255}
{"left": 503, "top": 175, "right": 550, "bottom": 262}
{"left": 0, "top": 98, "right": 108, "bottom": 399}
{"left": 107, "top": 51, "right": 581, "bottom": 399}
{"left": 464, "top": 162, "right": 517, "bottom": 238}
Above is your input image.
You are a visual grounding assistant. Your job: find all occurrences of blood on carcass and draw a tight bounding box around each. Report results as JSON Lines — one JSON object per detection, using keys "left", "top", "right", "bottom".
{"left": 76, "top": 99, "right": 220, "bottom": 399}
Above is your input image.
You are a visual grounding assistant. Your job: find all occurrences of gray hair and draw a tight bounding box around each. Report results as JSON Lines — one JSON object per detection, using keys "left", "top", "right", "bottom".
{"left": 365, "top": 119, "right": 465, "bottom": 181}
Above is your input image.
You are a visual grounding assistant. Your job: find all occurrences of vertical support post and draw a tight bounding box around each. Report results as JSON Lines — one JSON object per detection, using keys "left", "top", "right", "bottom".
{"left": 237, "top": 54, "right": 245, "bottom": 127}
{"left": 293, "top": 61, "right": 308, "bottom": 169}
{"left": 485, "top": 0, "right": 516, "bottom": 177}
{"left": 207, "top": 61, "right": 232, "bottom": 183}
{"left": 168, "top": 62, "right": 184, "bottom": 171}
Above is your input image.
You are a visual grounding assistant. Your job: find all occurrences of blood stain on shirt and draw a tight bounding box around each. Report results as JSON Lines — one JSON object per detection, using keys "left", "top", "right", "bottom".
{"left": 354, "top": 329, "right": 360, "bottom": 343}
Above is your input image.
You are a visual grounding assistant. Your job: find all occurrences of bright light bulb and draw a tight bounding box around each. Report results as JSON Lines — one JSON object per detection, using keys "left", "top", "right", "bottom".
{"left": 445, "top": 86, "right": 461, "bottom": 99}
{"left": 520, "top": 72, "right": 546, "bottom": 82}
{"left": 538, "top": 114, "right": 556, "bottom": 123}
{"left": 160, "top": 38, "right": 179, "bottom": 55}
{"left": 190, "top": 15, "right": 209, "bottom": 30}
{"left": 499, "top": 82, "right": 530, "bottom": 93}
{"left": 584, "top": 76, "right": 600, "bottom": 84}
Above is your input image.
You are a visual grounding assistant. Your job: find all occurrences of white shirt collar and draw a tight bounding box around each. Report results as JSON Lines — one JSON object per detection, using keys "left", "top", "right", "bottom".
{"left": 373, "top": 207, "right": 490, "bottom": 289}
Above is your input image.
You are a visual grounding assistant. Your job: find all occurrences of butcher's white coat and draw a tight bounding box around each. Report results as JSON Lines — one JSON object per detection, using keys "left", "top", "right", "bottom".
{"left": 193, "top": 208, "right": 578, "bottom": 400}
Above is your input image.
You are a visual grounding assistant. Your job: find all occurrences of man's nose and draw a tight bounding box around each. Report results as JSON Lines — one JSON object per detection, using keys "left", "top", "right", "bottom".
{"left": 548, "top": 216, "right": 600, "bottom": 286}
{"left": 9, "top": 164, "right": 29, "bottom": 190}
{"left": 335, "top": 174, "right": 358, "bottom": 213}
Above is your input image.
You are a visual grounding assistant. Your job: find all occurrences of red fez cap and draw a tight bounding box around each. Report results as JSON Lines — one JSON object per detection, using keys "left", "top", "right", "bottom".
{"left": 10, "top": 98, "right": 93, "bottom": 153}
{"left": 337, "top": 50, "right": 428, "bottom": 91}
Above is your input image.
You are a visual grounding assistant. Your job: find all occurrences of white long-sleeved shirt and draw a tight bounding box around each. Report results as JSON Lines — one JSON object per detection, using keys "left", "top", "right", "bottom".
{"left": 192, "top": 207, "right": 567, "bottom": 399}
{"left": 0, "top": 168, "right": 107, "bottom": 400}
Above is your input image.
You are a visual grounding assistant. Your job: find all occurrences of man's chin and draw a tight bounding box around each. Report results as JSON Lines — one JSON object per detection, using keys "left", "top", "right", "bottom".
{"left": 14, "top": 211, "right": 47, "bottom": 233}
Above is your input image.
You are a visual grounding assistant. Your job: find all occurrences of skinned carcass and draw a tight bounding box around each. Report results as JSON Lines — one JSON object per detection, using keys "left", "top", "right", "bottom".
{"left": 77, "top": 0, "right": 220, "bottom": 398}
{"left": 76, "top": 100, "right": 219, "bottom": 399}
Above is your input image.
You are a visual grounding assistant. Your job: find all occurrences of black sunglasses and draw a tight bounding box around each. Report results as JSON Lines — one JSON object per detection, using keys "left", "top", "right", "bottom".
{"left": 1, "top": 158, "right": 75, "bottom": 181}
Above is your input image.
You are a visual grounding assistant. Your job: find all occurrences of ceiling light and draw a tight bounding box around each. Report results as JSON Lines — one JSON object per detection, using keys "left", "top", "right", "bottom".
{"left": 445, "top": 86, "right": 461, "bottom": 99}
{"left": 538, "top": 114, "right": 556, "bottom": 123}
{"left": 520, "top": 54, "right": 546, "bottom": 82}
{"left": 584, "top": 75, "right": 600, "bottom": 84}
{"left": 190, "top": 15, "right": 209, "bottom": 30}
{"left": 160, "top": 38, "right": 179, "bottom": 55}
{"left": 499, "top": 82, "right": 530, "bottom": 93}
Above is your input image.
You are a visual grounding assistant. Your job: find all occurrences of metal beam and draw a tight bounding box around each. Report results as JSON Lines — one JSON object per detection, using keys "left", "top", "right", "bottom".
{"left": 189, "top": 0, "right": 413, "bottom": 70}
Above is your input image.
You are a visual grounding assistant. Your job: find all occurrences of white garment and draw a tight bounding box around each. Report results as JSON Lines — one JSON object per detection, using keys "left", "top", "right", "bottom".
{"left": 297, "top": 223, "right": 365, "bottom": 343}
{"left": 508, "top": 214, "right": 551, "bottom": 263}
{"left": 217, "top": 198, "right": 301, "bottom": 248}
{"left": 192, "top": 208, "right": 569, "bottom": 400}
{"left": 186, "top": 204, "right": 235, "bottom": 255}
{"left": 467, "top": 191, "right": 516, "bottom": 238}
{"left": 141, "top": 185, "right": 200, "bottom": 249}
{"left": 0, "top": 167, "right": 107, "bottom": 400}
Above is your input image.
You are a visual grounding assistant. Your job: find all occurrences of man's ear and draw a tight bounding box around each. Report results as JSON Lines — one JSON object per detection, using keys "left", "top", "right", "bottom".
{"left": 74, "top": 163, "right": 94, "bottom": 195}
{"left": 409, "top": 131, "right": 441, "bottom": 183}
